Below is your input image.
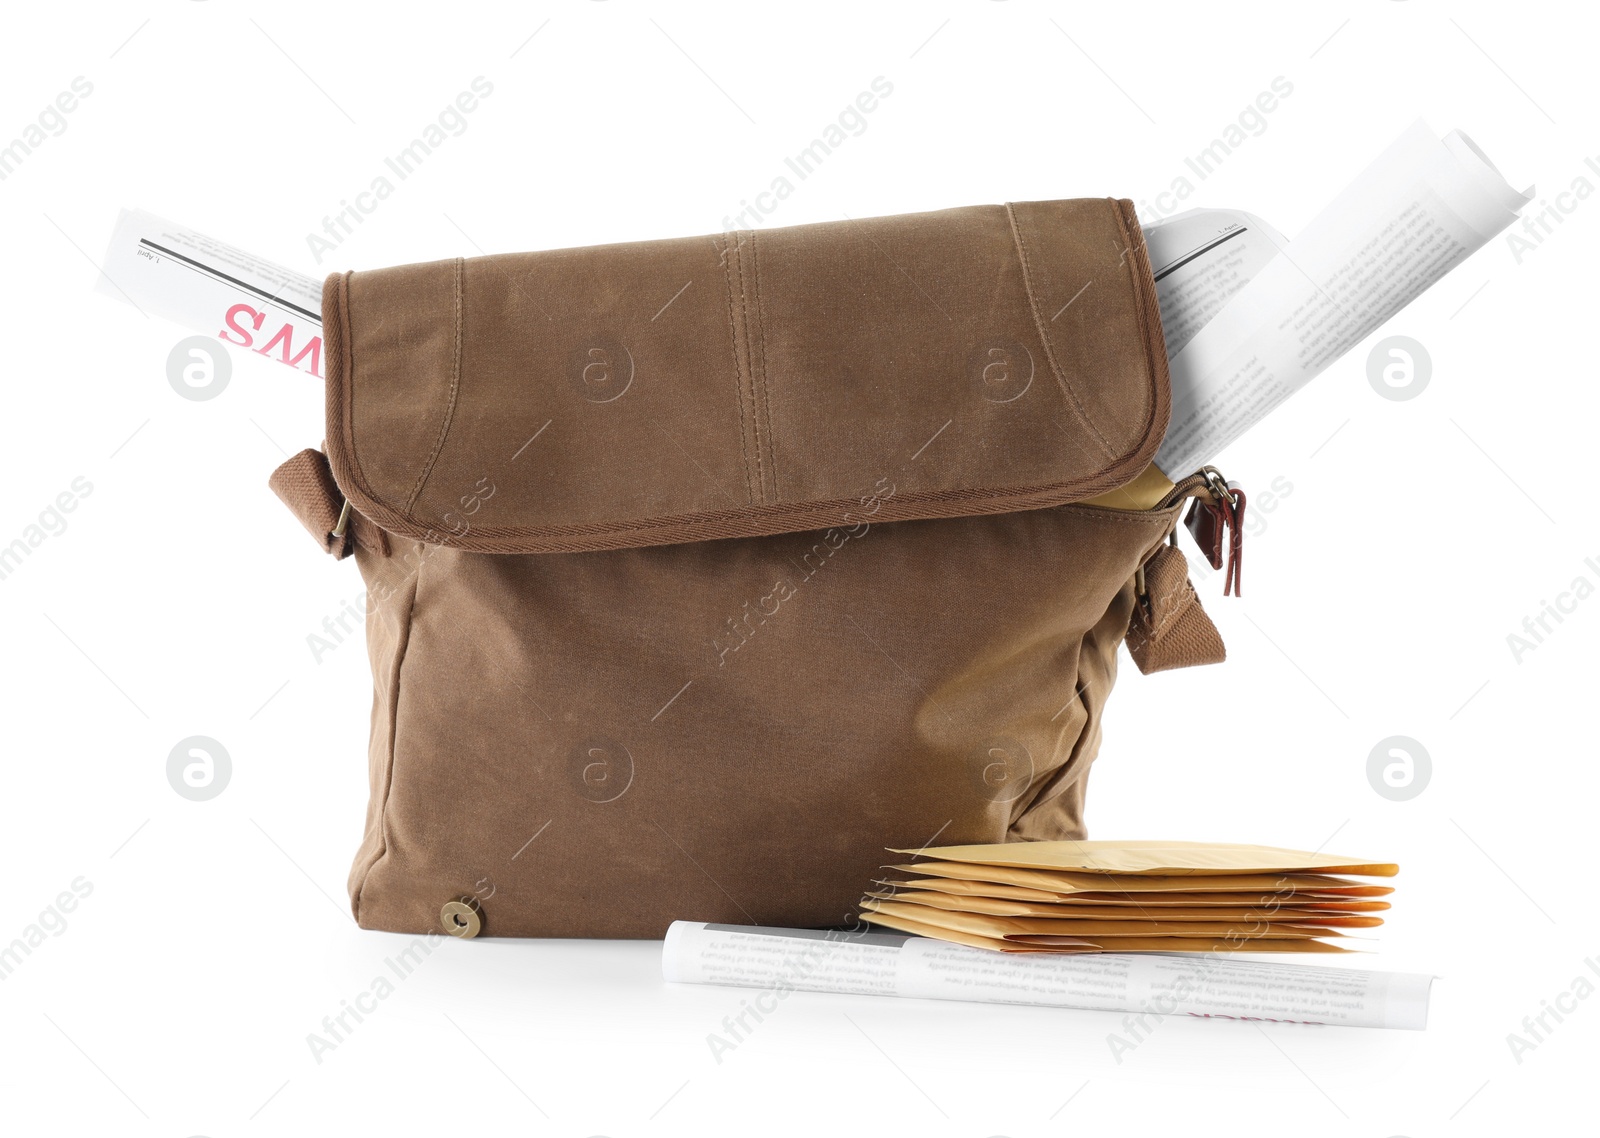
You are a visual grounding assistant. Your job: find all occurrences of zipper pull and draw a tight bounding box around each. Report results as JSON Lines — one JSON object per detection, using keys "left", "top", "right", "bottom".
{"left": 1183, "top": 468, "right": 1245, "bottom": 597}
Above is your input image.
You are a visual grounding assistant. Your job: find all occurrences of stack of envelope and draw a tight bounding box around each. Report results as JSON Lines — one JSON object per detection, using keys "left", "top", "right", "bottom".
{"left": 859, "top": 840, "right": 1397, "bottom": 954}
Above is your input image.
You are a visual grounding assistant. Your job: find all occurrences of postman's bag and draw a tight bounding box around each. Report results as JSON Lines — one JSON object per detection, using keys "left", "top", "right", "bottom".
{"left": 270, "top": 198, "right": 1235, "bottom": 939}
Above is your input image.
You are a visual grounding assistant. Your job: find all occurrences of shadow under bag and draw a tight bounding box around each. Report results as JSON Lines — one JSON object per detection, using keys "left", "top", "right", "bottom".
{"left": 269, "top": 197, "right": 1230, "bottom": 938}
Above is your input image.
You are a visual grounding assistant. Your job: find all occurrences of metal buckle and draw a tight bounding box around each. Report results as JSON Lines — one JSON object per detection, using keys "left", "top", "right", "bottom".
{"left": 330, "top": 499, "right": 352, "bottom": 540}
{"left": 1134, "top": 561, "right": 1156, "bottom": 621}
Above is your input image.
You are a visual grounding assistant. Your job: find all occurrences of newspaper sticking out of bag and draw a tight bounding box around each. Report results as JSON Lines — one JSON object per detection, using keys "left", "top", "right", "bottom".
{"left": 95, "top": 120, "right": 1528, "bottom": 482}
{"left": 1150, "top": 119, "right": 1532, "bottom": 475}
{"left": 662, "top": 921, "right": 1432, "bottom": 1030}
{"left": 96, "top": 208, "right": 325, "bottom": 379}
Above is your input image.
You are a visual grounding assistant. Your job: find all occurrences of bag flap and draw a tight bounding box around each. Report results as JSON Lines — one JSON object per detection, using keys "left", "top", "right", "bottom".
{"left": 323, "top": 197, "right": 1170, "bottom": 553}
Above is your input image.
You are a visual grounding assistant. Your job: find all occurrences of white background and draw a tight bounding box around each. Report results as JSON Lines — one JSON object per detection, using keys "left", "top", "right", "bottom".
{"left": 1, "top": 1, "right": 1595, "bottom": 1134}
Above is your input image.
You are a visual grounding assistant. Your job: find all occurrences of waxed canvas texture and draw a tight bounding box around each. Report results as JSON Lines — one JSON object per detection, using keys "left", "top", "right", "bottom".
{"left": 347, "top": 501, "right": 1183, "bottom": 937}
{"left": 320, "top": 198, "right": 1192, "bottom": 938}
{"left": 323, "top": 198, "right": 1168, "bottom": 552}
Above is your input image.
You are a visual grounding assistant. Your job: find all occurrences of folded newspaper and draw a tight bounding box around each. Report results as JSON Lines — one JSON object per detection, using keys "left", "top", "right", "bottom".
{"left": 1148, "top": 119, "right": 1530, "bottom": 474}
{"left": 663, "top": 921, "right": 1431, "bottom": 1030}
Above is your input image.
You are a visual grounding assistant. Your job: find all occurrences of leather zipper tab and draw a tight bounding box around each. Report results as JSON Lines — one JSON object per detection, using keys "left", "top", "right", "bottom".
{"left": 1179, "top": 468, "right": 1245, "bottom": 597}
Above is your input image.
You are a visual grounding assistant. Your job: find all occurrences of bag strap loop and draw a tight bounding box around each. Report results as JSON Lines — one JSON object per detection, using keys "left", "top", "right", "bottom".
{"left": 268, "top": 448, "right": 387, "bottom": 560}
{"left": 1126, "top": 542, "right": 1226, "bottom": 674}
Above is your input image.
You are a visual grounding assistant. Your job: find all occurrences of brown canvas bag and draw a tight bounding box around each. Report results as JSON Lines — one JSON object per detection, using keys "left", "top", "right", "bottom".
{"left": 269, "top": 198, "right": 1235, "bottom": 939}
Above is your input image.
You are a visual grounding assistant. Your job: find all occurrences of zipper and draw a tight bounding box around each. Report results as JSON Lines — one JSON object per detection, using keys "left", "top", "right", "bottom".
{"left": 1154, "top": 465, "right": 1246, "bottom": 598}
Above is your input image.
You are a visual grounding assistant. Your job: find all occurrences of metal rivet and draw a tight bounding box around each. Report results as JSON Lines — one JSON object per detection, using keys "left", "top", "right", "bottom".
{"left": 440, "top": 897, "right": 483, "bottom": 938}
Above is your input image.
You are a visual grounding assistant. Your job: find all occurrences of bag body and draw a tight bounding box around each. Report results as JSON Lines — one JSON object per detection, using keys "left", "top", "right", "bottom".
{"left": 272, "top": 197, "right": 1227, "bottom": 938}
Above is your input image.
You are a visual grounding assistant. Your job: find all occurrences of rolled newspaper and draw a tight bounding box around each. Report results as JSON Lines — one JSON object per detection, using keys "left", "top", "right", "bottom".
{"left": 662, "top": 921, "right": 1432, "bottom": 1030}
